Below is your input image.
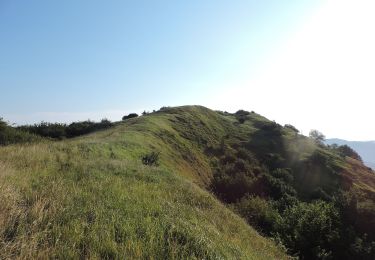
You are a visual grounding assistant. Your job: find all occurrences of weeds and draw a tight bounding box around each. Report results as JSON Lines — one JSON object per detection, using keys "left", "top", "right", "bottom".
{"left": 142, "top": 151, "right": 160, "bottom": 166}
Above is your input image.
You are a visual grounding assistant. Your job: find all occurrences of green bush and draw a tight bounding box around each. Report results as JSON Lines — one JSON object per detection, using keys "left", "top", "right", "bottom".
{"left": 142, "top": 152, "right": 160, "bottom": 166}
{"left": 336, "top": 144, "right": 362, "bottom": 161}
{"left": 122, "top": 113, "right": 138, "bottom": 120}
{"left": 234, "top": 196, "right": 281, "bottom": 235}
{"left": 18, "top": 119, "right": 114, "bottom": 139}
{"left": 277, "top": 201, "right": 341, "bottom": 259}
{"left": 0, "top": 118, "right": 40, "bottom": 145}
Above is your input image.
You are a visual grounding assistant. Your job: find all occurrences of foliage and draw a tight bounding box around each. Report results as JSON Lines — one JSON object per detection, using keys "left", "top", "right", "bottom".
{"left": 66, "top": 119, "right": 113, "bottom": 138}
{"left": 234, "top": 196, "right": 281, "bottom": 235}
{"left": 142, "top": 151, "right": 160, "bottom": 166}
{"left": 122, "top": 113, "right": 138, "bottom": 120}
{"left": 1, "top": 105, "right": 374, "bottom": 259}
{"left": 0, "top": 117, "right": 40, "bottom": 145}
{"left": 18, "top": 119, "right": 114, "bottom": 139}
{"left": 309, "top": 129, "right": 326, "bottom": 145}
{"left": 0, "top": 106, "right": 288, "bottom": 259}
{"left": 207, "top": 110, "right": 375, "bottom": 259}
{"left": 335, "top": 144, "right": 362, "bottom": 161}
{"left": 235, "top": 109, "right": 250, "bottom": 124}
{"left": 284, "top": 124, "right": 299, "bottom": 134}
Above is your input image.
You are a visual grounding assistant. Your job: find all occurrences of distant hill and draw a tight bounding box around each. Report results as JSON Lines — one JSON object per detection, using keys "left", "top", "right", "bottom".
{"left": 326, "top": 138, "right": 375, "bottom": 169}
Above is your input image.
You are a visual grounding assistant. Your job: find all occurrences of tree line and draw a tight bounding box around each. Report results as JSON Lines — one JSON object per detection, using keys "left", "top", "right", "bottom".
{"left": 0, "top": 112, "right": 142, "bottom": 144}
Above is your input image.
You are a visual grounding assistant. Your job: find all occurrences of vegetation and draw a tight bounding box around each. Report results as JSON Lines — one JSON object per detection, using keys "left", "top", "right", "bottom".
{"left": 141, "top": 151, "right": 160, "bottom": 166}
{"left": 309, "top": 129, "right": 326, "bottom": 145}
{"left": 206, "top": 110, "right": 375, "bottom": 259}
{"left": 122, "top": 113, "right": 138, "bottom": 120}
{"left": 331, "top": 143, "right": 363, "bottom": 161}
{"left": 0, "top": 107, "right": 287, "bottom": 259}
{"left": 0, "top": 117, "right": 41, "bottom": 145}
{"left": 17, "top": 119, "right": 114, "bottom": 140}
{"left": 1, "top": 105, "right": 375, "bottom": 259}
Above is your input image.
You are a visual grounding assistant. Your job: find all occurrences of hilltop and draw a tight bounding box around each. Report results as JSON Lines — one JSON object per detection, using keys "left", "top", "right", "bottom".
{"left": 1, "top": 105, "right": 375, "bottom": 259}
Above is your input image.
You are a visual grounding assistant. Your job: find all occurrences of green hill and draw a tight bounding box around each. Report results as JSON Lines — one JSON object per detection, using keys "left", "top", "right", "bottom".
{"left": 1, "top": 105, "right": 375, "bottom": 259}
{"left": 0, "top": 107, "right": 287, "bottom": 259}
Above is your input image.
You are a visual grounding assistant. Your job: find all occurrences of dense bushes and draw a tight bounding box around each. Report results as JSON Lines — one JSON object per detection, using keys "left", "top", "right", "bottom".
{"left": 332, "top": 144, "right": 363, "bottom": 161}
{"left": 234, "top": 196, "right": 281, "bottom": 235}
{"left": 1, "top": 116, "right": 114, "bottom": 145}
{"left": 18, "top": 122, "right": 67, "bottom": 139}
{"left": 18, "top": 119, "right": 114, "bottom": 139}
{"left": 0, "top": 118, "right": 40, "bottom": 145}
{"left": 208, "top": 113, "right": 375, "bottom": 259}
{"left": 66, "top": 119, "right": 112, "bottom": 137}
{"left": 235, "top": 110, "right": 250, "bottom": 124}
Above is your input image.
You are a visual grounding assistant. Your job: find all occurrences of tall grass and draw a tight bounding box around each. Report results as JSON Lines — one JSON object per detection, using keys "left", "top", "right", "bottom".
{"left": 0, "top": 106, "right": 288, "bottom": 259}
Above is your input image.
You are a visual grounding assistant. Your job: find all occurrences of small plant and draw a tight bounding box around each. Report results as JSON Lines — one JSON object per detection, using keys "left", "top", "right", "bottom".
{"left": 142, "top": 151, "right": 160, "bottom": 166}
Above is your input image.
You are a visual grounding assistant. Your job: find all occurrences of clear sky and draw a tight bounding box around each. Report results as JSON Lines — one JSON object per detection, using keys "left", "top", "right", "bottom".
{"left": 1, "top": 1, "right": 374, "bottom": 140}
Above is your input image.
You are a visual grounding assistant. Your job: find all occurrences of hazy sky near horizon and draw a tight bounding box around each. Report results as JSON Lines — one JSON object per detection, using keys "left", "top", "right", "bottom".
{"left": 1, "top": 1, "right": 374, "bottom": 140}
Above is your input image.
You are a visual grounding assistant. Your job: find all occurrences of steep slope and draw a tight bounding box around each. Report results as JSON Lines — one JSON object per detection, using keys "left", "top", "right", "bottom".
{"left": 0, "top": 106, "right": 287, "bottom": 259}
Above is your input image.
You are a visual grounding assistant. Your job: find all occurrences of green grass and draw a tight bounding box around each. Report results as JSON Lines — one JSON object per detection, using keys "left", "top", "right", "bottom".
{"left": 0, "top": 106, "right": 288, "bottom": 259}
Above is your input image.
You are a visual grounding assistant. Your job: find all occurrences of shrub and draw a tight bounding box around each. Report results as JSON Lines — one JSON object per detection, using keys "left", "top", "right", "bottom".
{"left": 19, "top": 122, "right": 67, "bottom": 139}
{"left": 336, "top": 145, "right": 362, "bottom": 161}
{"left": 122, "top": 113, "right": 138, "bottom": 120}
{"left": 235, "top": 110, "right": 250, "bottom": 116}
{"left": 284, "top": 124, "right": 299, "bottom": 134}
{"left": 142, "top": 152, "right": 160, "bottom": 166}
{"left": 211, "top": 170, "right": 256, "bottom": 203}
{"left": 0, "top": 118, "right": 40, "bottom": 145}
{"left": 278, "top": 201, "right": 341, "bottom": 259}
{"left": 19, "top": 119, "right": 114, "bottom": 139}
{"left": 234, "top": 196, "right": 281, "bottom": 235}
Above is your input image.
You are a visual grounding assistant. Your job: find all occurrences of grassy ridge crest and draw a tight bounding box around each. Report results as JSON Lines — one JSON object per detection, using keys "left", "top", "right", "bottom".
{"left": 0, "top": 106, "right": 288, "bottom": 259}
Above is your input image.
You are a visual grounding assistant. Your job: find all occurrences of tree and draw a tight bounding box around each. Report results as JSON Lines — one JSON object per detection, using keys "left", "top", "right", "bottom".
{"left": 0, "top": 117, "right": 7, "bottom": 130}
{"left": 309, "top": 130, "right": 325, "bottom": 144}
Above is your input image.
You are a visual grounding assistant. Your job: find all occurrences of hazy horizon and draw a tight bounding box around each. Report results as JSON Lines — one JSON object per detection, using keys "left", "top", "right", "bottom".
{"left": 1, "top": 1, "right": 374, "bottom": 141}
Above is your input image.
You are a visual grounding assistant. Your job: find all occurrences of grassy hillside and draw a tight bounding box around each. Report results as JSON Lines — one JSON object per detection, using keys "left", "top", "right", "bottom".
{"left": 0, "top": 106, "right": 287, "bottom": 259}
{"left": 2, "top": 105, "right": 375, "bottom": 259}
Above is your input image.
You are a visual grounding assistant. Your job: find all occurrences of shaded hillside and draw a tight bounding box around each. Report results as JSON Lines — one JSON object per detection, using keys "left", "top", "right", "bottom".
{"left": 326, "top": 138, "right": 375, "bottom": 169}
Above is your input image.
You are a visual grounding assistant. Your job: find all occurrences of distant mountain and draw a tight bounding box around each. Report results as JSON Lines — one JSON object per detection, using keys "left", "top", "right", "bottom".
{"left": 326, "top": 138, "right": 375, "bottom": 169}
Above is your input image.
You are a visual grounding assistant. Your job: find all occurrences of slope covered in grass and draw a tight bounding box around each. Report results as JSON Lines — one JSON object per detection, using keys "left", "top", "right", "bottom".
{"left": 2, "top": 105, "right": 375, "bottom": 259}
{"left": 0, "top": 106, "right": 288, "bottom": 259}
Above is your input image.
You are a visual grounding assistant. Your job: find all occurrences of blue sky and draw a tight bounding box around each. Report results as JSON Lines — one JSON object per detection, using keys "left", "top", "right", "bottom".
{"left": 1, "top": 1, "right": 374, "bottom": 140}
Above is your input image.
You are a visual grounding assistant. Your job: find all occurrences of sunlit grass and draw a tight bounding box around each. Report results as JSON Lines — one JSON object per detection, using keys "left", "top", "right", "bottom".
{"left": 0, "top": 106, "right": 288, "bottom": 259}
